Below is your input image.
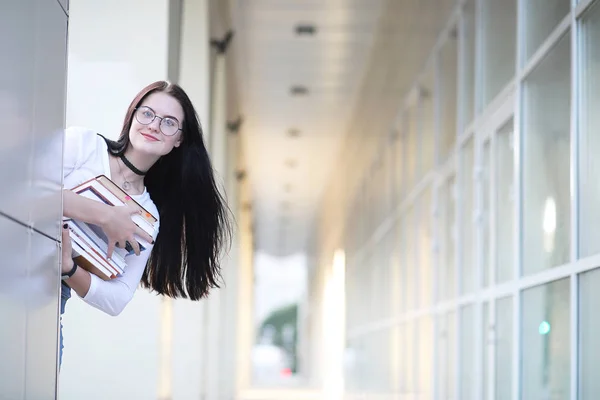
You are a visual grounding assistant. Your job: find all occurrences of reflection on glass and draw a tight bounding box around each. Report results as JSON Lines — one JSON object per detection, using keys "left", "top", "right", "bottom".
{"left": 420, "top": 65, "right": 435, "bottom": 175}
{"left": 404, "top": 322, "right": 416, "bottom": 394}
{"left": 390, "top": 221, "right": 402, "bottom": 317}
{"left": 521, "top": 279, "right": 570, "bottom": 399}
{"left": 418, "top": 317, "right": 434, "bottom": 398}
{"left": 418, "top": 188, "right": 433, "bottom": 308}
{"left": 482, "top": 140, "right": 491, "bottom": 287}
{"left": 439, "top": 28, "right": 458, "bottom": 163}
{"left": 482, "top": 302, "right": 490, "bottom": 400}
{"left": 405, "top": 106, "right": 418, "bottom": 191}
{"left": 481, "top": 0, "right": 516, "bottom": 109}
{"left": 405, "top": 207, "right": 416, "bottom": 312}
{"left": 495, "top": 296, "right": 513, "bottom": 400}
{"left": 436, "top": 312, "right": 456, "bottom": 399}
{"left": 496, "top": 120, "right": 514, "bottom": 283}
{"left": 439, "top": 176, "right": 456, "bottom": 301}
{"left": 522, "top": 33, "right": 571, "bottom": 275}
{"left": 578, "top": 2, "right": 600, "bottom": 258}
{"left": 461, "top": 0, "right": 476, "bottom": 127}
{"left": 579, "top": 268, "right": 600, "bottom": 398}
{"left": 461, "top": 140, "right": 475, "bottom": 294}
{"left": 394, "top": 130, "right": 405, "bottom": 202}
{"left": 389, "top": 325, "right": 402, "bottom": 394}
{"left": 397, "top": 217, "right": 406, "bottom": 313}
{"left": 460, "top": 305, "right": 476, "bottom": 400}
{"left": 523, "top": 0, "right": 570, "bottom": 62}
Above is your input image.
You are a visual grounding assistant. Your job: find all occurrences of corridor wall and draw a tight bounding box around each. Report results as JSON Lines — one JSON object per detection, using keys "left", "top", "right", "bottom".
{"left": 0, "top": 0, "right": 69, "bottom": 398}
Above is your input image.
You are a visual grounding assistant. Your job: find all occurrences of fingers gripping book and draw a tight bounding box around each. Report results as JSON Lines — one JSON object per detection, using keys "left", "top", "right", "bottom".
{"left": 64, "top": 175, "right": 158, "bottom": 280}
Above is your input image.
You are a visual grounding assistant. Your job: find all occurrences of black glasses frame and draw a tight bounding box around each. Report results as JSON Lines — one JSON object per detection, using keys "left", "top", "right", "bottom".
{"left": 134, "top": 106, "right": 182, "bottom": 136}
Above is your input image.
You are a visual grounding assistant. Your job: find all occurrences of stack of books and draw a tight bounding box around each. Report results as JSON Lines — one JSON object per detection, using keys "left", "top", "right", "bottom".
{"left": 64, "top": 175, "right": 158, "bottom": 280}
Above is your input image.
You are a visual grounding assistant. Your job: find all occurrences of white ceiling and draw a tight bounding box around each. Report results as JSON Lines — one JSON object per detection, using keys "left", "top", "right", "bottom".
{"left": 230, "top": 0, "right": 456, "bottom": 256}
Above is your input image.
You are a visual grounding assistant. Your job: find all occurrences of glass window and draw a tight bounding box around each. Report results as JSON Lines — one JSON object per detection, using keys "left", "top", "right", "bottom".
{"left": 460, "top": 304, "right": 477, "bottom": 400}
{"left": 522, "top": 33, "right": 571, "bottom": 275}
{"left": 405, "top": 105, "right": 418, "bottom": 191}
{"left": 482, "top": 139, "right": 491, "bottom": 288}
{"left": 389, "top": 325, "right": 402, "bottom": 393}
{"left": 418, "top": 316, "right": 434, "bottom": 397}
{"left": 480, "top": 0, "right": 517, "bottom": 109}
{"left": 436, "top": 312, "right": 456, "bottom": 399}
{"left": 418, "top": 188, "right": 433, "bottom": 308}
{"left": 482, "top": 302, "right": 490, "bottom": 400}
{"left": 461, "top": 0, "right": 476, "bottom": 128}
{"left": 396, "top": 217, "right": 406, "bottom": 313}
{"left": 580, "top": 267, "right": 600, "bottom": 398}
{"left": 578, "top": 1, "right": 600, "bottom": 259}
{"left": 496, "top": 120, "right": 515, "bottom": 283}
{"left": 460, "top": 139, "right": 475, "bottom": 294}
{"left": 521, "top": 279, "right": 570, "bottom": 399}
{"left": 438, "top": 176, "right": 457, "bottom": 301}
{"left": 405, "top": 207, "right": 417, "bottom": 312}
{"left": 523, "top": 0, "right": 570, "bottom": 62}
{"left": 394, "top": 129, "right": 404, "bottom": 202}
{"left": 404, "top": 322, "right": 416, "bottom": 394}
{"left": 439, "top": 29, "right": 458, "bottom": 163}
{"left": 419, "top": 65, "right": 435, "bottom": 176}
{"left": 495, "top": 296, "right": 513, "bottom": 400}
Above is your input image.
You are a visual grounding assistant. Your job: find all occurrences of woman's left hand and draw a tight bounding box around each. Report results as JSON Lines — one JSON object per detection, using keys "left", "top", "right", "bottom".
{"left": 62, "top": 224, "right": 75, "bottom": 274}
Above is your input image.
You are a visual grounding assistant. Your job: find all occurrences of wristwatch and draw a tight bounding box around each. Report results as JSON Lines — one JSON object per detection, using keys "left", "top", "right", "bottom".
{"left": 61, "top": 263, "right": 78, "bottom": 280}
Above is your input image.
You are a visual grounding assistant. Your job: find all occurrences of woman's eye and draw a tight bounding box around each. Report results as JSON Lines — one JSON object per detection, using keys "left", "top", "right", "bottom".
{"left": 143, "top": 111, "right": 153, "bottom": 118}
{"left": 165, "top": 119, "right": 176, "bottom": 127}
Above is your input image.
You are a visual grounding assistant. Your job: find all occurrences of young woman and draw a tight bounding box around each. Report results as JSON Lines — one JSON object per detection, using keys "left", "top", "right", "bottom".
{"left": 59, "top": 80, "right": 232, "bottom": 366}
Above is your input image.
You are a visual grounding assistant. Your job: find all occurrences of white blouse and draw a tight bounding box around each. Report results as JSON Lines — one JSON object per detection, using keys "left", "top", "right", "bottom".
{"left": 63, "top": 126, "right": 160, "bottom": 316}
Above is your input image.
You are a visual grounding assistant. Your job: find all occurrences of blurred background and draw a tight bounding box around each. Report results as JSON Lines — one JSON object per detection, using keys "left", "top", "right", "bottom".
{"left": 3, "top": 0, "right": 600, "bottom": 399}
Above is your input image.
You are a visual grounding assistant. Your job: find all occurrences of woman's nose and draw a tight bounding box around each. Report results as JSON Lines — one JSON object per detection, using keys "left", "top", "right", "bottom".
{"left": 148, "top": 117, "right": 161, "bottom": 132}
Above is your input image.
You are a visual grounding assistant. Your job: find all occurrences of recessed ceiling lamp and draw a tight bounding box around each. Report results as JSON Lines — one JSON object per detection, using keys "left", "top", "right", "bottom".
{"left": 295, "top": 24, "right": 317, "bottom": 36}
{"left": 288, "top": 129, "right": 301, "bottom": 138}
{"left": 290, "top": 85, "right": 308, "bottom": 96}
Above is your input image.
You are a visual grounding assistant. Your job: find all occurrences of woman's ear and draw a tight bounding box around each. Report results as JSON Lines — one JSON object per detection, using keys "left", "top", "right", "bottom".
{"left": 174, "top": 134, "right": 183, "bottom": 148}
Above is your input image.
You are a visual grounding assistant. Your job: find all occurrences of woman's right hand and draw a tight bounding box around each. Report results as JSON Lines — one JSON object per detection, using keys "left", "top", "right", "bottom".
{"left": 101, "top": 204, "right": 154, "bottom": 258}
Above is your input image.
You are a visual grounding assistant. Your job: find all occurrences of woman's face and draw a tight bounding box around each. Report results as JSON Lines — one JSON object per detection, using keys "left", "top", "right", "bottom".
{"left": 128, "top": 91, "right": 184, "bottom": 157}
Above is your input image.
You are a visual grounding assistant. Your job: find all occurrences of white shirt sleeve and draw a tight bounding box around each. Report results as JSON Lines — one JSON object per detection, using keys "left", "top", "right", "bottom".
{"left": 63, "top": 126, "right": 96, "bottom": 179}
{"left": 81, "top": 244, "right": 154, "bottom": 316}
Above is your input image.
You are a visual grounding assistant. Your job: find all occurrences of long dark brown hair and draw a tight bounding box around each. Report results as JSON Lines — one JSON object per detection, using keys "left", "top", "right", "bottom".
{"left": 104, "top": 81, "right": 232, "bottom": 300}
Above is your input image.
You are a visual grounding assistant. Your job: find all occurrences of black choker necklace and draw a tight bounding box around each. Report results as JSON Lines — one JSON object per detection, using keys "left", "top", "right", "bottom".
{"left": 119, "top": 154, "right": 146, "bottom": 176}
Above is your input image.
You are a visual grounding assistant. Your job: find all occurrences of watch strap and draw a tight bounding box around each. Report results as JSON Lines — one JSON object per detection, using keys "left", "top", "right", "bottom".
{"left": 61, "top": 263, "right": 78, "bottom": 280}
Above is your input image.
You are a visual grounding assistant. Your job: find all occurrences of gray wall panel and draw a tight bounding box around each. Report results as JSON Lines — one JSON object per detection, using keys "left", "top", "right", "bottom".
{"left": 0, "top": 1, "right": 36, "bottom": 226}
{"left": 0, "top": 217, "right": 30, "bottom": 400}
{"left": 30, "top": 0, "right": 68, "bottom": 239}
{"left": 0, "top": 0, "right": 68, "bottom": 398}
{"left": 25, "top": 232, "right": 60, "bottom": 400}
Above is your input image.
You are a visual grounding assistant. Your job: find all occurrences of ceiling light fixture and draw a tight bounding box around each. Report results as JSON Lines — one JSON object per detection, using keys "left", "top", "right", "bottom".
{"left": 295, "top": 24, "right": 317, "bottom": 36}
{"left": 290, "top": 86, "right": 308, "bottom": 96}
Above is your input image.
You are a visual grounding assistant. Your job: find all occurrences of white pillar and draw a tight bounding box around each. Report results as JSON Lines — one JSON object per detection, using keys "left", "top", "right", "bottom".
{"left": 178, "top": 0, "right": 211, "bottom": 137}
{"left": 170, "top": 1, "right": 212, "bottom": 399}
{"left": 236, "top": 177, "right": 254, "bottom": 395}
{"left": 203, "top": 50, "right": 228, "bottom": 400}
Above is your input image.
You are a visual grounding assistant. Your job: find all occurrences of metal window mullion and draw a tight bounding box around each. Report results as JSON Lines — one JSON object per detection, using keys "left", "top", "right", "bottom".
{"left": 512, "top": 0, "right": 525, "bottom": 397}
{"left": 472, "top": 115, "right": 485, "bottom": 400}
{"left": 575, "top": 0, "right": 596, "bottom": 18}
{"left": 569, "top": 1, "right": 580, "bottom": 398}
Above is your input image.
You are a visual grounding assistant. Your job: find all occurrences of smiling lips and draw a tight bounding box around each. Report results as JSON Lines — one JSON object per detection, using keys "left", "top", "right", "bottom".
{"left": 141, "top": 133, "right": 159, "bottom": 142}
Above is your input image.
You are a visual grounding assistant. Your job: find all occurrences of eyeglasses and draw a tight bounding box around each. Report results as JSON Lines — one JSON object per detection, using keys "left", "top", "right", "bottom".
{"left": 134, "top": 106, "right": 181, "bottom": 136}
